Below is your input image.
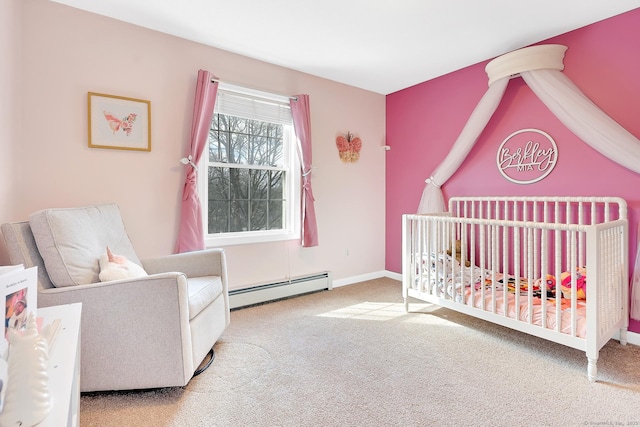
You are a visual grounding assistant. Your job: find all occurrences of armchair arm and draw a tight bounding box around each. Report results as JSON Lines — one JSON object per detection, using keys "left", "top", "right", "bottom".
{"left": 141, "top": 248, "right": 227, "bottom": 279}
{"left": 38, "top": 273, "right": 194, "bottom": 391}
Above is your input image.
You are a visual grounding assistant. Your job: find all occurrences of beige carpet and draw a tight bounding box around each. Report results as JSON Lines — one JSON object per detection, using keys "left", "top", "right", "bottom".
{"left": 80, "top": 278, "right": 640, "bottom": 426}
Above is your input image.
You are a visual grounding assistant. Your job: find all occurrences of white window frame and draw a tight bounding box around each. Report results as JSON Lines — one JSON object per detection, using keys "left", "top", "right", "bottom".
{"left": 200, "top": 83, "right": 301, "bottom": 247}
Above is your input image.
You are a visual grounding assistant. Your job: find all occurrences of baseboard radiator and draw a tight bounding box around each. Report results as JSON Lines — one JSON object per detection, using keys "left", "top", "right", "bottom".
{"left": 229, "top": 272, "right": 332, "bottom": 310}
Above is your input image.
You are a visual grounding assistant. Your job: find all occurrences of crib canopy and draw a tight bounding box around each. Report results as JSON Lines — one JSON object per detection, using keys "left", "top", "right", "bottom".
{"left": 418, "top": 44, "right": 640, "bottom": 214}
{"left": 417, "top": 44, "right": 640, "bottom": 320}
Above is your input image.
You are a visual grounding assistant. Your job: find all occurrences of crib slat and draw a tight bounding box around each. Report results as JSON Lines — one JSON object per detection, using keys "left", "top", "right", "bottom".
{"left": 540, "top": 228, "right": 548, "bottom": 330}
{"left": 570, "top": 230, "right": 578, "bottom": 337}
{"left": 480, "top": 222, "right": 487, "bottom": 306}
{"left": 555, "top": 228, "right": 562, "bottom": 333}
{"left": 491, "top": 224, "right": 497, "bottom": 314}
{"left": 514, "top": 225, "right": 521, "bottom": 319}
{"left": 527, "top": 226, "right": 533, "bottom": 324}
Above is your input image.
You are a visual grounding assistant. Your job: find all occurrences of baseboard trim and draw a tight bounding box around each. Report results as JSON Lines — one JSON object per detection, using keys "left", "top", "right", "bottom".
{"left": 332, "top": 271, "right": 388, "bottom": 287}
{"left": 623, "top": 330, "right": 640, "bottom": 346}
{"left": 331, "top": 270, "right": 400, "bottom": 287}
{"left": 385, "top": 270, "right": 402, "bottom": 281}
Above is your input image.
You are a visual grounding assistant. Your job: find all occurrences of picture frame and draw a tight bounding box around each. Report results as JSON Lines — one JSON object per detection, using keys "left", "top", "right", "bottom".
{"left": 88, "top": 92, "right": 151, "bottom": 151}
{"left": 1, "top": 266, "right": 37, "bottom": 345}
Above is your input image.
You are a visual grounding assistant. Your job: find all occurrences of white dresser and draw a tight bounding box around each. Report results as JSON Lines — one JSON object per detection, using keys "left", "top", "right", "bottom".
{"left": 37, "top": 303, "right": 82, "bottom": 427}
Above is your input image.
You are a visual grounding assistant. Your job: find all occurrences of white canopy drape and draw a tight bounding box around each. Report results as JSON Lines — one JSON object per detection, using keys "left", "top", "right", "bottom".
{"left": 417, "top": 78, "right": 508, "bottom": 213}
{"left": 418, "top": 44, "right": 567, "bottom": 213}
{"left": 417, "top": 44, "right": 640, "bottom": 319}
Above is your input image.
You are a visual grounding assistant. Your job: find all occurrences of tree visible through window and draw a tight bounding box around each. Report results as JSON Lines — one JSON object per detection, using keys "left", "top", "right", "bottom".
{"left": 207, "top": 114, "right": 286, "bottom": 233}
{"left": 200, "top": 85, "right": 299, "bottom": 246}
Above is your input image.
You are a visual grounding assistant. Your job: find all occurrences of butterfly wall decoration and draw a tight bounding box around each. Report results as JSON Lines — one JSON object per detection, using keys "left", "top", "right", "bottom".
{"left": 335, "top": 132, "right": 362, "bottom": 163}
{"left": 103, "top": 111, "right": 137, "bottom": 136}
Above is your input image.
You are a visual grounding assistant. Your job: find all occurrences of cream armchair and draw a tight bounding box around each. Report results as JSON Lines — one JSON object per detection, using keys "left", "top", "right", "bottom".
{"left": 1, "top": 204, "right": 230, "bottom": 392}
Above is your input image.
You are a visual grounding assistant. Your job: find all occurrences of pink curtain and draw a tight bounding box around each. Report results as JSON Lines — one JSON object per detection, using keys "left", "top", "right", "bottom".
{"left": 290, "top": 95, "right": 318, "bottom": 247}
{"left": 176, "top": 70, "right": 219, "bottom": 253}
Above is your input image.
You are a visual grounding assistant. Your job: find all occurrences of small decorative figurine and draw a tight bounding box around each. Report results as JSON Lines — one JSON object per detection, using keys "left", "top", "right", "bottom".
{"left": 0, "top": 313, "right": 52, "bottom": 427}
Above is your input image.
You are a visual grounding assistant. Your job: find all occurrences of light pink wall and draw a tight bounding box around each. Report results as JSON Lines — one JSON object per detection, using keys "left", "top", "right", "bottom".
{"left": 0, "top": 0, "right": 21, "bottom": 263}
{"left": 386, "top": 9, "right": 640, "bottom": 330}
{"left": 3, "top": 0, "right": 386, "bottom": 288}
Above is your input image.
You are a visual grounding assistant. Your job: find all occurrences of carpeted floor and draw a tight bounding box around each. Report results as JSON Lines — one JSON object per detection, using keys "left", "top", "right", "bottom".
{"left": 80, "top": 278, "right": 640, "bottom": 426}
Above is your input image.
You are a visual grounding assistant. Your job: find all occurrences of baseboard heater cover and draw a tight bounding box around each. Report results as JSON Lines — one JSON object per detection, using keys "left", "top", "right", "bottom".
{"left": 229, "top": 272, "right": 332, "bottom": 309}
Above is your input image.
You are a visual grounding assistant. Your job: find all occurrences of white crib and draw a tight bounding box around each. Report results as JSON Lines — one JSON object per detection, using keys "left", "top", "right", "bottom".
{"left": 402, "top": 196, "right": 629, "bottom": 381}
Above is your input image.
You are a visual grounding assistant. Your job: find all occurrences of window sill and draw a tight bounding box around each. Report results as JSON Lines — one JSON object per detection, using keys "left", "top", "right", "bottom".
{"left": 205, "top": 230, "right": 299, "bottom": 247}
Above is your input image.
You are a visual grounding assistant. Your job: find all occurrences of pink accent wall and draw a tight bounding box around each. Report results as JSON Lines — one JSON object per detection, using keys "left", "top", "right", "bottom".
{"left": 386, "top": 8, "right": 640, "bottom": 331}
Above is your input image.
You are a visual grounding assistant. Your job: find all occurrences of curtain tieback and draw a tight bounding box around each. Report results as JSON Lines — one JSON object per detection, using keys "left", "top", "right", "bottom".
{"left": 302, "top": 167, "right": 312, "bottom": 177}
{"left": 180, "top": 155, "right": 197, "bottom": 169}
{"left": 425, "top": 176, "right": 441, "bottom": 188}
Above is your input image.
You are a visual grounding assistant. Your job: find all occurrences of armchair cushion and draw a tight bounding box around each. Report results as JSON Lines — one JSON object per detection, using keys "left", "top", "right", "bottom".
{"left": 29, "top": 204, "right": 142, "bottom": 287}
{"left": 187, "top": 276, "right": 224, "bottom": 320}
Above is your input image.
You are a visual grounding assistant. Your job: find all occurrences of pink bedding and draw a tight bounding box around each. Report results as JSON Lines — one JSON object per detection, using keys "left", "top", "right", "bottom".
{"left": 418, "top": 253, "right": 587, "bottom": 338}
{"left": 464, "top": 290, "right": 587, "bottom": 338}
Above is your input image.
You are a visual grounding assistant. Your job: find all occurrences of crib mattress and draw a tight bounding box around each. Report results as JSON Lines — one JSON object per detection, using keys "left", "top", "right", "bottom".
{"left": 414, "top": 253, "right": 586, "bottom": 338}
{"left": 465, "top": 290, "right": 586, "bottom": 338}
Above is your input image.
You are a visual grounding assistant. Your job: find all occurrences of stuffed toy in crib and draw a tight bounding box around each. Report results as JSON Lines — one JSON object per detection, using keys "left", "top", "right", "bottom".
{"left": 560, "top": 267, "right": 587, "bottom": 300}
{"left": 446, "top": 240, "right": 470, "bottom": 267}
{"left": 532, "top": 274, "right": 557, "bottom": 298}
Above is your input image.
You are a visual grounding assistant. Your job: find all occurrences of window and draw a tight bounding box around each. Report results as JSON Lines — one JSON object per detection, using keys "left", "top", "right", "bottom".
{"left": 199, "top": 84, "right": 300, "bottom": 246}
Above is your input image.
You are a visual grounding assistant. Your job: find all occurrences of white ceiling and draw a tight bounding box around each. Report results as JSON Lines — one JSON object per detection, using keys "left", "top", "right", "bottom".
{"left": 51, "top": 0, "right": 640, "bottom": 95}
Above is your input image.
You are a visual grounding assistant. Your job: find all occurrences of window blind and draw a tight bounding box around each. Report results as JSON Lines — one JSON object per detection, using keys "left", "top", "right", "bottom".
{"left": 215, "top": 88, "right": 292, "bottom": 125}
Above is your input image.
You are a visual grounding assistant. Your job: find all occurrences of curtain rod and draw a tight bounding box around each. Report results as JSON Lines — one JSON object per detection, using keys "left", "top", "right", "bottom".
{"left": 210, "top": 78, "right": 297, "bottom": 101}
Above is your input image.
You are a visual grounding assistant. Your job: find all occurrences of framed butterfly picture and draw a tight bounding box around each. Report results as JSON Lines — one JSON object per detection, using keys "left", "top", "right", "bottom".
{"left": 88, "top": 92, "right": 151, "bottom": 151}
